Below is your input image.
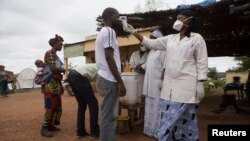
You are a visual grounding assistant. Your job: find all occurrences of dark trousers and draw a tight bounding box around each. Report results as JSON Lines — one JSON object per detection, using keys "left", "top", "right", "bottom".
{"left": 0, "top": 79, "right": 8, "bottom": 96}
{"left": 68, "top": 70, "right": 99, "bottom": 136}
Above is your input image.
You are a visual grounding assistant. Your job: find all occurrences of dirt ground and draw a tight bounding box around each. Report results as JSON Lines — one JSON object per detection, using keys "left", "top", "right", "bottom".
{"left": 0, "top": 88, "right": 249, "bottom": 141}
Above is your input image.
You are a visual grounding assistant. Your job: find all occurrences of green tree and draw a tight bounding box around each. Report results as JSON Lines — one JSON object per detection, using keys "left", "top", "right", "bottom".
{"left": 233, "top": 56, "right": 250, "bottom": 71}
{"left": 217, "top": 72, "right": 226, "bottom": 78}
{"left": 208, "top": 67, "right": 218, "bottom": 80}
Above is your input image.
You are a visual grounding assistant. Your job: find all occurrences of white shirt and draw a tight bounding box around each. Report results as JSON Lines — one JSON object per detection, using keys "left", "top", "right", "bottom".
{"left": 129, "top": 50, "right": 148, "bottom": 96}
{"left": 95, "top": 27, "right": 121, "bottom": 82}
{"left": 74, "top": 63, "right": 98, "bottom": 82}
{"left": 142, "top": 33, "right": 208, "bottom": 103}
{"left": 143, "top": 50, "right": 165, "bottom": 98}
{"left": 129, "top": 50, "right": 148, "bottom": 70}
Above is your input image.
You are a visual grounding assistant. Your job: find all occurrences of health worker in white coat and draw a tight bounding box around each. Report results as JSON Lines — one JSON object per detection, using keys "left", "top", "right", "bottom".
{"left": 141, "top": 29, "right": 165, "bottom": 139}
{"left": 129, "top": 44, "right": 148, "bottom": 98}
{"left": 123, "top": 10, "right": 208, "bottom": 141}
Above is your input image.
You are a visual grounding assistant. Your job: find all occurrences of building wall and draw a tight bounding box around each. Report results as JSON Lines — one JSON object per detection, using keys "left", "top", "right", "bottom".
{"left": 63, "top": 29, "right": 151, "bottom": 79}
{"left": 84, "top": 29, "right": 151, "bottom": 64}
{"left": 226, "top": 71, "right": 249, "bottom": 83}
{"left": 64, "top": 29, "right": 150, "bottom": 63}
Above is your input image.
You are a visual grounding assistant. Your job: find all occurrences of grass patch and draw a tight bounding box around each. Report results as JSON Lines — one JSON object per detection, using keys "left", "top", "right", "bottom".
{"left": 204, "top": 79, "right": 226, "bottom": 94}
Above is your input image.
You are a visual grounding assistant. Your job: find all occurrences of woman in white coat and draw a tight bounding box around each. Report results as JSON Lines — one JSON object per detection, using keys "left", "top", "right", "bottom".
{"left": 123, "top": 10, "right": 208, "bottom": 141}
{"left": 142, "top": 29, "right": 165, "bottom": 139}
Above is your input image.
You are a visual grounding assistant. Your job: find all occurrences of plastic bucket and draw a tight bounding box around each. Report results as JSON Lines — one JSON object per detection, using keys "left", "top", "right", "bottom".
{"left": 121, "top": 72, "right": 139, "bottom": 104}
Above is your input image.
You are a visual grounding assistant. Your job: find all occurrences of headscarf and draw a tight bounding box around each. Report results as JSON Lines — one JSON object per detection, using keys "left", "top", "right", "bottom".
{"left": 179, "top": 10, "right": 195, "bottom": 17}
{"left": 49, "top": 34, "right": 64, "bottom": 47}
{"left": 178, "top": 10, "right": 198, "bottom": 36}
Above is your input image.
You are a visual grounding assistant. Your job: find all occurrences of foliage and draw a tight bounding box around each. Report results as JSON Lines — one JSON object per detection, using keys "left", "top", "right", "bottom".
{"left": 228, "top": 56, "right": 250, "bottom": 71}
{"left": 208, "top": 67, "right": 218, "bottom": 80}
{"left": 213, "top": 80, "right": 226, "bottom": 87}
{"left": 204, "top": 79, "right": 226, "bottom": 94}
{"left": 217, "top": 72, "right": 226, "bottom": 78}
{"left": 134, "top": 0, "right": 169, "bottom": 13}
{"left": 234, "top": 56, "right": 250, "bottom": 71}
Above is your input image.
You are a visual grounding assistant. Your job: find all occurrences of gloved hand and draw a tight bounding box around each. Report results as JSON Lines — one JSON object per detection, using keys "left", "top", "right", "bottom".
{"left": 197, "top": 82, "right": 205, "bottom": 102}
{"left": 123, "top": 23, "right": 136, "bottom": 34}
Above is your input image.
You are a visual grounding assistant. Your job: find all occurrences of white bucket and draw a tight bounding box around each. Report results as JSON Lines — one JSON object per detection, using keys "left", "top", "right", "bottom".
{"left": 121, "top": 72, "right": 139, "bottom": 104}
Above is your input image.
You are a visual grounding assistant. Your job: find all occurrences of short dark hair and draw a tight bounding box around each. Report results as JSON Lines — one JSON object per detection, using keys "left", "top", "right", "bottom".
{"left": 102, "top": 7, "right": 118, "bottom": 22}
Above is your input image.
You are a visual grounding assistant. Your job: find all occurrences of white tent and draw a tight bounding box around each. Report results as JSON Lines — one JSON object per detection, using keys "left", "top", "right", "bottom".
{"left": 15, "top": 68, "right": 38, "bottom": 89}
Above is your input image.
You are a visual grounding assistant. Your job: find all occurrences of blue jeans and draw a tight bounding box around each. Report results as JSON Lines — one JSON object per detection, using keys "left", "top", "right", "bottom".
{"left": 96, "top": 74, "right": 119, "bottom": 141}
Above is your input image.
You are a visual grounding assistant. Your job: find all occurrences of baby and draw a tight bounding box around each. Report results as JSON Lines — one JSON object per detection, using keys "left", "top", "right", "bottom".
{"left": 34, "top": 59, "right": 47, "bottom": 94}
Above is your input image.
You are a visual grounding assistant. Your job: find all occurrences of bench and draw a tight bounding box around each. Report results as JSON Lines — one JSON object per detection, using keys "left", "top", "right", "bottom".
{"left": 224, "top": 83, "right": 245, "bottom": 100}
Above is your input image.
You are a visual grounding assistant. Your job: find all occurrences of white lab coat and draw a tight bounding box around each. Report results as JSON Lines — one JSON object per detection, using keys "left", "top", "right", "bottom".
{"left": 129, "top": 50, "right": 148, "bottom": 70}
{"left": 142, "top": 50, "right": 165, "bottom": 98}
{"left": 142, "top": 33, "right": 208, "bottom": 103}
{"left": 129, "top": 50, "right": 148, "bottom": 96}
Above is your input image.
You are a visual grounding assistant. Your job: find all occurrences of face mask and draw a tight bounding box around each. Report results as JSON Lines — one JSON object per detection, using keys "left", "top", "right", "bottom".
{"left": 172, "top": 20, "right": 184, "bottom": 31}
{"left": 172, "top": 16, "right": 193, "bottom": 31}
{"left": 140, "top": 46, "right": 147, "bottom": 52}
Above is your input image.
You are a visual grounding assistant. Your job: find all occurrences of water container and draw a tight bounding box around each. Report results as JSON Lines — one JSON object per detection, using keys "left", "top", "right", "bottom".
{"left": 121, "top": 72, "right": 139, "bottom": 104}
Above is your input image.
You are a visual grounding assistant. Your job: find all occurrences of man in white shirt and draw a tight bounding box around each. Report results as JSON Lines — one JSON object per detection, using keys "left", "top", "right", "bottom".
{"left": 67, "top": 63, "right": 99, "bottom": 138}
{"left": 129, "top": 44, "right": 148, "bottom": 97}
{"left": 123, "top": 10, "right": 208, "bottom": 141}
{"left": 95, "top": 7, "right": 126, "bottom": 141}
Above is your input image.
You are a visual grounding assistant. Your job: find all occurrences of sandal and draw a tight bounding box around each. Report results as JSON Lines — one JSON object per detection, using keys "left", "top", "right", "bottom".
{"left": 41, "top": 127, "right": 54, "bottom": 137}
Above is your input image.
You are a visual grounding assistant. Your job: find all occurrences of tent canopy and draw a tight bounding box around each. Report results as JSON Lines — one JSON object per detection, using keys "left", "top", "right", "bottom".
{"left": 16, "top": 68, "right": 37, "bottom": 89}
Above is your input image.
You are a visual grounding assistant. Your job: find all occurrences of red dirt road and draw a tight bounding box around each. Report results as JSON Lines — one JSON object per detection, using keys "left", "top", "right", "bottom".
{"left": 0, "top": 88, "right": 249, "bottom": 141}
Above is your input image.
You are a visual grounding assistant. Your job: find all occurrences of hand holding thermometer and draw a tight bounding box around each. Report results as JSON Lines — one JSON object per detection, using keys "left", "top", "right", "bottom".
{"left": 119, "top": 16, "right": 128, "bottom": 29}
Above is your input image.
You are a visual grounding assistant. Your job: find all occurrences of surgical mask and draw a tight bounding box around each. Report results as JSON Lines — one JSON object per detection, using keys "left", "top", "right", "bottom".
{"left": 140, "top": 46, "right": 147, "bottom": 52}
{"left": 172, "top": 16, "right": 193, "bottom": 31}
